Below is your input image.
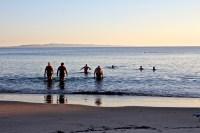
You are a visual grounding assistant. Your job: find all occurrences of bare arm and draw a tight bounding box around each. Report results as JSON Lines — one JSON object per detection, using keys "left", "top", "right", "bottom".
{"left": 65, "top": 69, "right": 68, "bottom": 76}
{"left": 51, "top": 67, "right": 54, "bottom": 77}
{"left": 44, "top": 68, "right": 47, "bottom": 77}
{"left": 94, "top": 69, "right": 96, "bottom": 78}
{"left": 101, "top": 70, "right": 104, "bottom": 78}
{"left": 80, "top": 67, "right": 84, "bottom": 70}
{"left": 57, "top": 68, "right": 59, "bottom": 77}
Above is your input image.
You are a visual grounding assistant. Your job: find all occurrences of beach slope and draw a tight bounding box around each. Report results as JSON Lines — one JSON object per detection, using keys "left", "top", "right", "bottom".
{"left": 0, "top": 101, "right": 200, "bottom": 133}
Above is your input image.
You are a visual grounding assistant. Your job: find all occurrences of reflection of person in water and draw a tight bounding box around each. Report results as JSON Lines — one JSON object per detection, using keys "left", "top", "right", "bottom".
{"left": 44, "top": 62, "right": 54, "bottom": 81}
{"left": 44, "top": 94, "right": 53, "bottom": 104}
{"left": 81, "top": 64, "right": 91, "bottom": 74}
{"left": 57, "top": 62, "right": 68, "bottom": 81}
{"left": 57, "top": 94, "right": 67, "bottom": 104}
{"left": 94, "top": 66, "right": 103, "bottom": 80}
{"left": 95, "top": 98, "right": 102, "bottom": 106}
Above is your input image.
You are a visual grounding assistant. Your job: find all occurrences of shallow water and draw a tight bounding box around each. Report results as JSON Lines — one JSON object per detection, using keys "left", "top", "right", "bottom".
{"left": 0, "top": 47, "right": 200, "bottom": 98}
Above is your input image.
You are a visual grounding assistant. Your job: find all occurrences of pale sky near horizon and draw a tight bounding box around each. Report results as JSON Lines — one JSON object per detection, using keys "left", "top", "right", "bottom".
{"left": 0, "top": 0, "right": 200, "bottom": 47}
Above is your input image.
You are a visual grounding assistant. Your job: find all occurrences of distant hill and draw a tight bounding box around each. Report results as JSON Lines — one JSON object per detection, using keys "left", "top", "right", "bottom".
{"left": 16, "top": 43, "right": 114, "bottom": 48}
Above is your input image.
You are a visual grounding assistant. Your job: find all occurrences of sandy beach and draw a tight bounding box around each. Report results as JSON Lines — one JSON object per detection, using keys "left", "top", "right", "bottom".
{"left": 0, "top": 101, "right": 200, "bottom": 133}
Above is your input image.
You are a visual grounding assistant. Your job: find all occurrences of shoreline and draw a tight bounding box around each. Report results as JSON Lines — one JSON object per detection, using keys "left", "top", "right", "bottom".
{"left": 1, "top": 94, "right": 200, "bottom": 108}
{"left": 1, "top": 101, "right": 200, "bottom": 133}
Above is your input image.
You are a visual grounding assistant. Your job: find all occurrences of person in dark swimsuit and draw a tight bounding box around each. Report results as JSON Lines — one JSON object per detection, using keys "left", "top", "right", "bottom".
{"left": 44, "top": 62, "right": 54, "bottom": 81}
{"left": 94, "top": 66, "right": 103, "bottom": 80}
{"left": 81, "top": 64, "right": 91, "bottom": 74}
{"left": 139, "top": 66, "right": 144, "bottom": 71}
{"left": 153, "top": 66, "right": 156, "bottom": 72}
{"left": 57, "top": 62, "right": 68, "bottom": 81}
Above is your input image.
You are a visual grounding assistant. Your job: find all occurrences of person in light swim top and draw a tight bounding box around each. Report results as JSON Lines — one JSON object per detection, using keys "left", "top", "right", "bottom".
{"left": 57, "top": 62, "right": 68, "bottom": 81}
{"left": 81, "top": 64, "right": 91, "bottom": 74}
{"left": 139, "top": 66, "right": 144, "bottom": 71}
{"left": 44, "top": 62, "right": 54, "bottom": 81}
{"left": 94, "top": 66, "right": 103, "bottom": 80}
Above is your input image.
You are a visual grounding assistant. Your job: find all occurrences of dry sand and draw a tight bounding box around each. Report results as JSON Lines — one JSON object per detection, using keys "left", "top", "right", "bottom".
{"left": 0, "top": 101, "right": 200, "bottom": 133}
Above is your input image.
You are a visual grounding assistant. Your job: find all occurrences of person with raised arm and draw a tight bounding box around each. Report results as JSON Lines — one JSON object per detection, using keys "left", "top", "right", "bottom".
{"left": 81, "top": 64, "right": 91, "bottom": 74}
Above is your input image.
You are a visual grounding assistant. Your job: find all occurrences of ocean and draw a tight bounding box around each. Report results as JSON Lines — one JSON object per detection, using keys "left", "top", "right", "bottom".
{"left": 0, "top": 47, "right": 200, "bottom": 99}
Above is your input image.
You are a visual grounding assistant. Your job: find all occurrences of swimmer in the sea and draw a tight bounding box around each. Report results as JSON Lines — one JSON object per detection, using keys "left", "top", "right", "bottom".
{"left": 94, "top": 66, "right": 103, "bottom": 80}
{"left": 111, "top": 65, "right": 116, "bottom": 69}
{"left": 139, "top": 66, "right": 144, "bottom": 71}
{"left": 44, "top": 62, "right": 54, "bottom": 81}
{"left": 80, "top": 64, "right": 91, "bottom": 74}
{"left": 153, "top": 66, "right": 156, "bottom": 72}
{"left": 57, "top": 62, "right": 68, "bottom": 81}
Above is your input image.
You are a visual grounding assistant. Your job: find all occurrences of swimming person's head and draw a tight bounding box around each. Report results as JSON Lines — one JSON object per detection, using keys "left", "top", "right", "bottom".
{"left": 139, "top": 66, "right": 143, "bottom": 71}
{"left": 61, "top": 62, "right": 64, "bottom": 66}
{"left": 153, "top": 66, "right": 156, "bottom": 71}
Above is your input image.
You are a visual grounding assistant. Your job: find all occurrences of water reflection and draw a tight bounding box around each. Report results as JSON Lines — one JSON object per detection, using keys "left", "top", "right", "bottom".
{"left": 95, "top": 79, "right": 103, "bottom": 90}
{"left": 45, "top": 80, "right": 53, "bottom": 90}
{"left": 59, "top": 81, "right": 65, "bottom": 90}
{"left": 44, "top": 94, "right": 53, "bottom": 104}
{"left": 57, "top": 94, "right": 67, "bottom": 104}
{"left": 94, "top": 79, "right": 103, "bottom": 106}
{"left": 95, "top": 97, "right": 102, "bottom": 106}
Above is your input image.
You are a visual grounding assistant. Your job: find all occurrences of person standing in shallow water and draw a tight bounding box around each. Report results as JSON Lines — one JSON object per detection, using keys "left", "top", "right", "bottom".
{"left": 57, "top": 62, "right": 68, "bottom": 81}
{"left": 44, "top": 62, "right": 54, "bottom": 81}
{"left": 81, "top": 64, "right": 91, "bottom": 74}
{"left": 94, "top": 66, "right": 103, "bottom": 80}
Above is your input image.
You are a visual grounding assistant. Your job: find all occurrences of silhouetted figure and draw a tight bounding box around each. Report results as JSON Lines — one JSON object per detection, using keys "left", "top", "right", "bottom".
{"left": 111, "top": 65, "right": 116, "bottom": 69}
{"left": 44, "top": 62, "right": 54, "bottom": 81}
{"left": 81, "top": 64, "right": 91, "bottom": 74}
{"left": 139, "top": 66, "right": 144, "bottom": 71}
{"left": 153, "top": 66, "right": 156, "bottom": 72}
{"left": 45, "top": 94, "right": 53, "bottom": 104}
{"left": 57, "top": 62, "right": 68, "bottom": 81}
{"left": 94, "top": 66, "right": 103, "bottom": 80}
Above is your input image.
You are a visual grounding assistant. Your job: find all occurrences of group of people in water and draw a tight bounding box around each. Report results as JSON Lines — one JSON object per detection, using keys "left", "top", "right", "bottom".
{"left": 44, "top": 62, "right": 104, "bottom": 82}
{"left": 44, "top": 62, "right": 157, "bottom": 82}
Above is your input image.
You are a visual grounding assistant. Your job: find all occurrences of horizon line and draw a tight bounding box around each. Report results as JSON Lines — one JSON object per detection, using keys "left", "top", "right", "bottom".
{"left": 1, "top": 43, "right": 200, "bottom": 48}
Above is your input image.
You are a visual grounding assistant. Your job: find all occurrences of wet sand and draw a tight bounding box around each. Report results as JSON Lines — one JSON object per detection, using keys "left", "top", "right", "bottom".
{"left": 1, "top": 101, "right": 200, "bottom": 133}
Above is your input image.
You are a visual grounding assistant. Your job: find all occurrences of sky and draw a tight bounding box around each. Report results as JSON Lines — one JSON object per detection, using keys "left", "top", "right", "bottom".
{"left": 0, "top": 0, "right": 200, "bottom": 47}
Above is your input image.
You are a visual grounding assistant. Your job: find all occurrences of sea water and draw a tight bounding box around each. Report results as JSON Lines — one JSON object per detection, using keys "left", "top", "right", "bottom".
{"left": 0, "top": 47, "right": 200, "bottom": 98}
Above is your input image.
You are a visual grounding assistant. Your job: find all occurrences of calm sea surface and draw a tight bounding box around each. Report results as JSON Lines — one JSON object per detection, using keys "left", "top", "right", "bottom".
{"left": 1, "top": 47, "right": 200, "bottom": 98}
